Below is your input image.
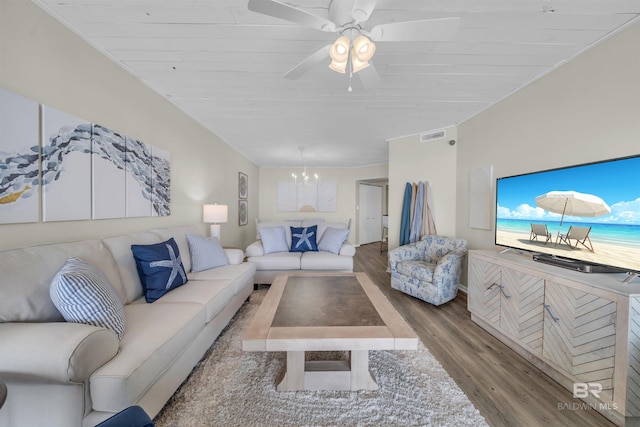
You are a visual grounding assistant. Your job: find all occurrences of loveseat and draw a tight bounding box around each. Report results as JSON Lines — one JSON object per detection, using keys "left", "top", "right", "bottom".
{"left": 245, "top": 219, "right": 355, "bottom": 284}
{"left": 0, "top": 225, "right": 256, "bottom": 427}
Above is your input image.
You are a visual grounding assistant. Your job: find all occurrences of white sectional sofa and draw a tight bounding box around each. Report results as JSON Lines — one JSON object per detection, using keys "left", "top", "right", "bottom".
{"left": 0, "top": 225, "right": 256, "bottom": 427}
{"left": 246, "top": 219, "right": 355, "bottom": 284}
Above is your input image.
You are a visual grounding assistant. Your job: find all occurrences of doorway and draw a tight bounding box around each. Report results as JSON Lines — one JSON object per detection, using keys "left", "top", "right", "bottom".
{"left": 358, "top": 183, "right": 383, "bottom": 245}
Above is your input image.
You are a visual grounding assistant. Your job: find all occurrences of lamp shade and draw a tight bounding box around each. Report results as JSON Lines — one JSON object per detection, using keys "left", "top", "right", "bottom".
{"left": 203, "top": 204, "right": 228, "bottom": 223}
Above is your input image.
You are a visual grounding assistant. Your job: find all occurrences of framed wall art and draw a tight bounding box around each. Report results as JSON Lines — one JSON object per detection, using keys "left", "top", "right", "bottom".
{"left": 41, "top": 105, "right": 93, "bottom": 222}
{"left": 238, "top": 199, "right": 248, "bottom": 226}
{"left": 0, "top": 88, "right": 40, "bottom": 224}
{"left": 238, "top": 172, "right": 248, "bottom": 199}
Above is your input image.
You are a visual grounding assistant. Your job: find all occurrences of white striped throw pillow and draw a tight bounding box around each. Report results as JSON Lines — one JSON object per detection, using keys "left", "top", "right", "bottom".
{"left": 187, "top": 234, "right": 229, "bottom": 272}
{"left": 50, "top": 257, "right": 126, "bottom": 340}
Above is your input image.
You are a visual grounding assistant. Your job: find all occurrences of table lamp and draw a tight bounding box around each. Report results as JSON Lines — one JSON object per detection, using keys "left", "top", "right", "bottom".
{"left": 203, "top": 203, "right": 228, "bottom": 240}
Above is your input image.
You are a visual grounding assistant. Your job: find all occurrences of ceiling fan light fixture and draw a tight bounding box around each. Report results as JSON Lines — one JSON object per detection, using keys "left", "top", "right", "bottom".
{"left": 329, "top": 35, "right": 350, "bottom": 73}
{"left": 329, "top": 59, "right": 348, "bottom": 73}
{"left": 329, "top": 36, "right": 350, "bottom": 62}
{"left": 352, "top": 35, "right": 375, "bottom": 62}
{"left": 350, "top": 53, "right": 370, "bottom": 73}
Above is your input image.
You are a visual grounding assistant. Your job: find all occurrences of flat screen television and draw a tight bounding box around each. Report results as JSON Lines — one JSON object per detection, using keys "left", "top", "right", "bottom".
{"left": 495, "top": 155, "right": 640, "bottom": 274}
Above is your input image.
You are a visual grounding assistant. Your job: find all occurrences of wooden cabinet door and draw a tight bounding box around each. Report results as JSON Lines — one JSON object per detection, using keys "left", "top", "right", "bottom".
{"left": 468, "top": 256, "right": 501, "bottom": 328}
{"left": 499, "top": 267, "right": 545, "bottom": 355}
{"left": 542, "top": 281, "right": 617, "bottom": 399}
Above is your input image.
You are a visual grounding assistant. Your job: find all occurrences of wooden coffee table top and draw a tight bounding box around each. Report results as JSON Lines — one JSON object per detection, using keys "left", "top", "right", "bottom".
{"left": 242, "top": 272, "right": 418, "bottom": 352}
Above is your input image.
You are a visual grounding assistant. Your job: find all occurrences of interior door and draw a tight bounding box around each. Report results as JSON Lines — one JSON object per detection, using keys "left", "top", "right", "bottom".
{"left": 358, "top": 184, "right": 382, "bottom": 245}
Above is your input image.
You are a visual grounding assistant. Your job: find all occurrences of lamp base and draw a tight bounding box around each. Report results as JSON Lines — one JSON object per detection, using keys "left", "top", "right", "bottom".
{"left": 210, "top": 224, "right": 221, "bottom": 240}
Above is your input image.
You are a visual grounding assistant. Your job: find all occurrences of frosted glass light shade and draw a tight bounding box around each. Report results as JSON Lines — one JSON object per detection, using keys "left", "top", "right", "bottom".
{"left": 352, "top": 35, "right": 375, "bottom": 62}
{"left": 350, "top": 53, "right": 371, "bottom": 73}
{"left": 351, "top": 35, "right": 375, "bottom": 73}
{"left": 330, "top": 36, "right": 350, "bottom": 62}
{"left": 329, "top": 59, "right": 347, "bottom": 73}
{"left": 329, "top": 36, "right": 350, "bottom": 73}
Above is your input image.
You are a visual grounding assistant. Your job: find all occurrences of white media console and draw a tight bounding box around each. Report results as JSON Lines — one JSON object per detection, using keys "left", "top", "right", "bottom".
{"left": 468, "top": 249, "right": 640, "bottom": 426}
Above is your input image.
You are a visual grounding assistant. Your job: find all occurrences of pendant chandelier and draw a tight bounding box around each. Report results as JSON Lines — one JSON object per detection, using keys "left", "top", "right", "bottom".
{"left": 291, "top": 147, "right": 318, "bottom": 186}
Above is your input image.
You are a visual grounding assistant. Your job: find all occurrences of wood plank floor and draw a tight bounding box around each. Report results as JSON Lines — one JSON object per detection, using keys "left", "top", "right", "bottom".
{"left": 355, "top": 242, "right": 615, "bottom": 427}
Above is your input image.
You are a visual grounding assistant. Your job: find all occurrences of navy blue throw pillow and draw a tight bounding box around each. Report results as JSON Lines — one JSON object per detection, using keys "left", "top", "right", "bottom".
{"left": 290, "top": 225, "right": 318, "bottom": 252}
{"left": 131, "top": 238, "right": 188, "bottom": 303}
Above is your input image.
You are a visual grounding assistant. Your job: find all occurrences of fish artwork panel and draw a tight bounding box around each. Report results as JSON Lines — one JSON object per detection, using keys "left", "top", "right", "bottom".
{"left": 151, "top": 146, "right": 171, "bottom": 217}
{"left": 0, "top": 88, "right": 40, "bottom": 224}
{"left": 125, "top": 136, "right": 153, "bottom": 217}
{"left": 92, "top": 124, "right": 126, "bottom": 219}
{"left": 41, "top": 105, "right": 92, "bottom": 222}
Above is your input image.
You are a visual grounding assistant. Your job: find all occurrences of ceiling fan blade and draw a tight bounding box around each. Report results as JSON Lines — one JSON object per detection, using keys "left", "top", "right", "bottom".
{"left": 357, "top": 62, "right": 381, "bottom": 89}
{"left": 248, "top": 0, "right": 336, "bottom": 32}
{"left": 283, "top": 44, "right": 331, "bottom": 80}
{"left": 369, "top": 17, "right": 460, "bottom": 42}
{"left": 351, "top": 0, "right": 377, "bottom": 23}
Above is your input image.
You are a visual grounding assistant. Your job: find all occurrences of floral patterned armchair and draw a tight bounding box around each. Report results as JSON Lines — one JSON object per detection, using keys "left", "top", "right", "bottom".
{"left": 388, "top": 235, "right": 468, "bottom": 306}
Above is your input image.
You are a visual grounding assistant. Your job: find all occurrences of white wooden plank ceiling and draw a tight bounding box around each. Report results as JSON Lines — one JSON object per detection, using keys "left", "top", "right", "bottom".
{"left": 32, "top": 0, "right": 640, "bottom": 167}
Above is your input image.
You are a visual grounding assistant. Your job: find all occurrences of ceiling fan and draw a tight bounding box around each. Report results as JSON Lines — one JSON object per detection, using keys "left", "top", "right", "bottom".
{"left": 247, "top": 0, "right": 461, "bottom": 88}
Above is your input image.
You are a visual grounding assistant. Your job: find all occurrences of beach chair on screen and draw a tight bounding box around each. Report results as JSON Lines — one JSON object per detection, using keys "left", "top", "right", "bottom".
{"left": 530, "top": 223, "right": 552, "bottom": 244}
{"left": 557, "top": 226, "right": 594, "bottom": 252}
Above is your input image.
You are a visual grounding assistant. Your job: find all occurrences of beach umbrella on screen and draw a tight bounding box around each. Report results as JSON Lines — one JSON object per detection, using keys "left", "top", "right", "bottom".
{"left": 535, "top": 190, "right": 611, "bottom": 226}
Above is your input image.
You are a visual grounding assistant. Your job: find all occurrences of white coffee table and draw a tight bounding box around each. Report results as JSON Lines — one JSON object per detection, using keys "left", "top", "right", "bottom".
{"left": 242, "top": 272, "right": 418, "bottom": 391}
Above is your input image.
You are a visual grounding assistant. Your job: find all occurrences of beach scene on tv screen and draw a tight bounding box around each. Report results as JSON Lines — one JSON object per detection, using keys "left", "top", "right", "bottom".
{"left": 496, "top": 156, "right": 640, "bottom": 272}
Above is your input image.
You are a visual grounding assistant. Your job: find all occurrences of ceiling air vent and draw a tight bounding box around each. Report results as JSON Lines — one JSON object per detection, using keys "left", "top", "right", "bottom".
{"left": 420, "top": 130, "right": 445, "bottom": 142}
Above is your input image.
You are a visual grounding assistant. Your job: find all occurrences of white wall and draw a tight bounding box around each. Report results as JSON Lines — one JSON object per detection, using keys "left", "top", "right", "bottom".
{"left": 387, "top": 127, "right": 458, "bottom": 249}
{"left": 456, "top": 19, "right": 640, "bottom": 254}
{"left": 258, "top": 164, "right": 388, "bottom": 244}
{"left": 0, "top": 0, "right": 259, "bottom": 251}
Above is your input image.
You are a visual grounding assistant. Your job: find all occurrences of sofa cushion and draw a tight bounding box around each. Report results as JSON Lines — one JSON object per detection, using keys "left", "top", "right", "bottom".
{"left": 301, "top": 218, "right": 324, "bottom": 227}
{"left": 258, "top": 226, "right": 289, "bottom": 254}
{"left": 187, "top": 234, "right": 229, "bottom": 272}
{"left": 131, "top": 238, "right": 189, "bottom": 303}
{"left": 0, "top": 239, "right": 123, "bottom": 322}
{"left": 396, "top": 260, "right": 436, "bottom": 282}
{"left": 50, "top": 257, "right": 126, "bottom": 340}
{"left": 90, "top": 301, "right": 206, "bottom": 412}
{"left": 188, "top": 263, "right": 256, "bottom": 296}
{"left": 248, "top": 252, "right": 301, "bottom": 271}
{"left": 300, "top": 251, "right": 353, "bottom": 271}
{"left": 317, "top": 227, "right": 350, "bottom": 254}
{"left": 102, "top": 232, "right": 162, "bottom": 304}
{"left": 290, "top": 225, "right": 318, "bottom": 252}
{"left": 150, "top": 280, "right": 235, "bottom": 323}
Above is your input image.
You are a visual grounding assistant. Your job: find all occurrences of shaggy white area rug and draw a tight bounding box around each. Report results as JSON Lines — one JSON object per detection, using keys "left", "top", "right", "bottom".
{"left": 154, "top": 289, "right": 488, "bottom": 427}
